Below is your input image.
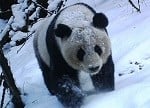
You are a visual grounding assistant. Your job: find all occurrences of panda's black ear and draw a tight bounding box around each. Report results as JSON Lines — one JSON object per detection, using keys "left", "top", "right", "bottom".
{"left": 55, "top": 24, "right": 72, "bottom": 38}
{"left": 93, "top": 13, "right": 108, "bottom": 28}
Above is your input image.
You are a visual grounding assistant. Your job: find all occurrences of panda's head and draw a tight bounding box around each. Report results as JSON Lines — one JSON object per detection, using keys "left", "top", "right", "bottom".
{"left": 54, "top": 13, "right": 111, "bottom": 75}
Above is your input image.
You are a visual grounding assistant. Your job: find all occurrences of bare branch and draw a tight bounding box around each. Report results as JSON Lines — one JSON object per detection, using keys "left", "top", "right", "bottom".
{"left": 32, "top": 1, "right": 53, "bottom": 15}
{"left": 0, "top": 86, "right": 6, "bottom": 108}
{"left": 17, "top": 31, "right": 35, "bottom": 53}
{"left": 128, "top": 0, "right": 141, "bottom": 12}
{"left": 138, "top": 0, "right": 141, "bottom": 11}
{"left": 0, "top": 43, "right": 24, "bottom": 108}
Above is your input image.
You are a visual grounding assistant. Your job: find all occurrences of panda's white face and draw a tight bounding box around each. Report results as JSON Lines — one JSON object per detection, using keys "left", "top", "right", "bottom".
{"left": 55, "top": 24, "right": 111, "bottom": 75}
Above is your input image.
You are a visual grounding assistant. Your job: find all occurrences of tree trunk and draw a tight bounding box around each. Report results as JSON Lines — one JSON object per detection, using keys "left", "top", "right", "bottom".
{"left": 0, "top": 43, "right": 24, "bottom": 108}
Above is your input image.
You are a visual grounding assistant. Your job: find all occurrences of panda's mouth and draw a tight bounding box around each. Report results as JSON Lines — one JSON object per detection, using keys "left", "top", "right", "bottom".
{"left": 89, "top": 70, "right": 99, "bottom": 75}
{"left": 88, "top": 66, "right": 100, "bottom": 72}
{"left": 84, "top": 66, "right": 100, "bottom": 75}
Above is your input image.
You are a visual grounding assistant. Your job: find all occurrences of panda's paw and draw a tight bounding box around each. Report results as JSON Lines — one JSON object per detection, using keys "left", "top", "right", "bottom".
{"left": 57, "top": 76, "right": 85, "bottom": 108}
{"left": 59, "top": 93, "right": 83, "bottom": 108}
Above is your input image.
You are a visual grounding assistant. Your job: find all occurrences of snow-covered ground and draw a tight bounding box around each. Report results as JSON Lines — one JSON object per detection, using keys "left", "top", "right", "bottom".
{"left": 0, "top": 0, "right": 150, "bottom": 108}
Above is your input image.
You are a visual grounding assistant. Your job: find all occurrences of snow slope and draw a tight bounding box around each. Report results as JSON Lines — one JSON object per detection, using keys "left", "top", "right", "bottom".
{"left": 0, "top": 0, "right": 150, "bottom": 108}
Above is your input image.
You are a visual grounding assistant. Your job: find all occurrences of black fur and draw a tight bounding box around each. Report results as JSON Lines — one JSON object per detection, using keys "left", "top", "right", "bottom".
{"left": 93, "top": 13, "right": 108, "bottom": 28}
{"left": 77, "top": 48, "right": 86, "bottom": 61}
{"left": 55, "top": 24, "right": 72, "bottom": 38}
{"left": 34, "top": 3, "right": 114, "bottom": 108}
{"left": 91, "top": 55, "right": 114, "bottom": 91}
{"left": 94, "top": 45, "right": 103, "bottom": 56}
{"left": 46, "top": 11, "right": 83, "bottom": 108}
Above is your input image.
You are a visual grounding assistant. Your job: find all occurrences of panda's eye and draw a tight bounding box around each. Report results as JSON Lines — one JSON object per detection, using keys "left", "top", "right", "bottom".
{"left": 77, "top": 48, "right": 85, "bottom": 61}
{"left": 94, "top": 45, "right": 102, "bottom": 56}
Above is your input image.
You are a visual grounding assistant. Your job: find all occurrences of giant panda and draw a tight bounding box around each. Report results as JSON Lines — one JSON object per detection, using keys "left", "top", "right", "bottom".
{"left": 34, "top": 3, "right": 114, "bottom": 108}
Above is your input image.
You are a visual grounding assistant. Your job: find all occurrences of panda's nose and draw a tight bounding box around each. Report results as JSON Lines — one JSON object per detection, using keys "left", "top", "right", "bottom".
{"left": 89, "top": 66, "right": 99, "bottom": 72}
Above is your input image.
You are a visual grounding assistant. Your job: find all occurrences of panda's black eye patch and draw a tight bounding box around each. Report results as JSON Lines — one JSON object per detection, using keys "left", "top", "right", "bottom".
{"left": 77, "top": 48, "right": 85, "bottom": 61}
{"left": 94, "top": 45, "right": 102, "bottom": 56}
{"left": 55, "top": 24, "right": 72, "bottom": 38}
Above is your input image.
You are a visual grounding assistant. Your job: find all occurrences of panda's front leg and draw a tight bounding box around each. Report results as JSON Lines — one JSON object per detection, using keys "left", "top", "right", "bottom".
{"left": 91, "top": 55, "right": 115, "bottom": 91}
{"left": 54, "top": 75, "right": 84, "bottom": 108}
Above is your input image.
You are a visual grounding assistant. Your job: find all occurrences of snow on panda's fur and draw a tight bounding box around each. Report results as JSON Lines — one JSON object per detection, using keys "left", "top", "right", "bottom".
{"left": 34, "top": 3, "right": 114, "bottom": 108}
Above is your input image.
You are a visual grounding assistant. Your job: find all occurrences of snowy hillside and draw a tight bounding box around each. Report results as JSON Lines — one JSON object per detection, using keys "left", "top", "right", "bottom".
{"left": 0, "top": 0, "right": 150, "bottom": 108}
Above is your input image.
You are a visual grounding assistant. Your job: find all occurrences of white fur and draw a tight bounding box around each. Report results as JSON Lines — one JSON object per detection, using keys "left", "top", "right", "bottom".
{"left": 35, "top": 3, "right": 111, "bottom": 76}
{"left": 54, "top": 4, "right": 111, "bottom": 74}
{"left": 56, "top": 25, "right": 111, "bottom": 74}
{"left": 34, "top": 17, "right": 54, "bottom": 67}
{"left": 34, "top": 4, "right": 112, "bottom": 94}
{"left": 78, "top": 71, "right": 95, "bottom": 92}
{"left": 55, "top": 4, "right": 94, "bottom": 28}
